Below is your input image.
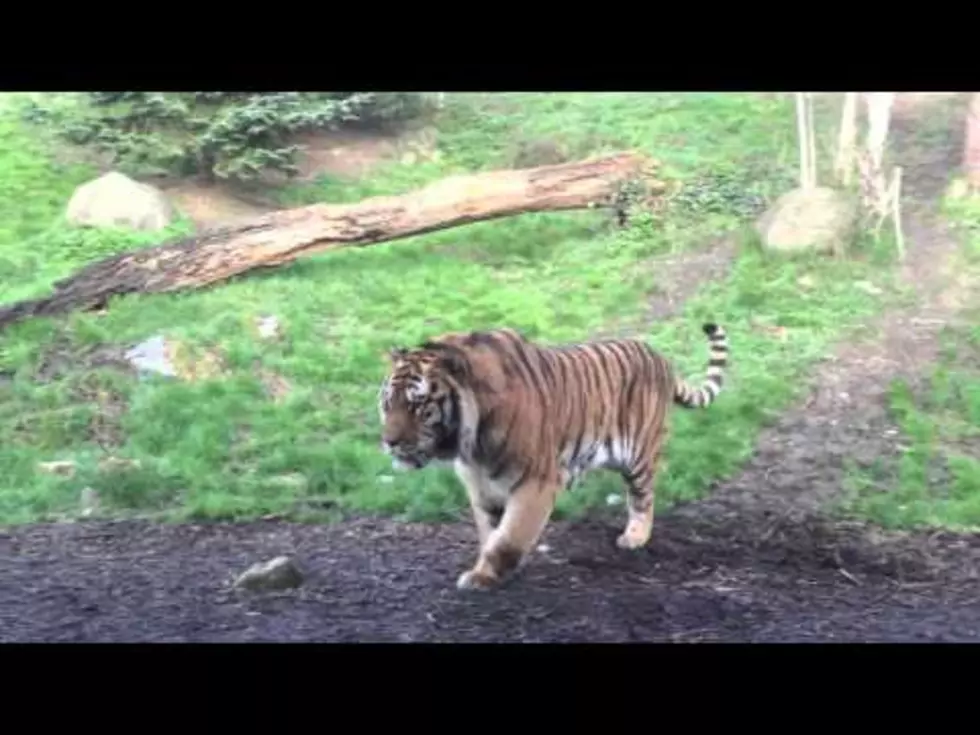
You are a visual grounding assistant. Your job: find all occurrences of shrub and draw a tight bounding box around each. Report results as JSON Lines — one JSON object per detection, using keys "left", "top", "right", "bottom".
{"left": 29, "top": 92, "right": 438, "bottom": 183}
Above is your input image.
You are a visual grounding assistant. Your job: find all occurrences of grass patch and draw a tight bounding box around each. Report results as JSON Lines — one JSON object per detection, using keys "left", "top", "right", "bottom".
{"left": 0, "top": 92, "right": 904, "bottom": 525}
{"left": 840, "top": 194, "right": 980, "bottom": 531}
{"left": 841, "top": 318, "right": 980, "bottom": 530}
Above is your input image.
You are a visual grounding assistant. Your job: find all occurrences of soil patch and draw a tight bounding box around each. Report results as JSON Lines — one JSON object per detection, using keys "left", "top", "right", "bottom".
{"left": 157, "top": 126, "right": 439, "bottom": 229}
{"left": 290, "top": 126, "right": 439, "bottom": 181}
{"left": 640, "top": 240, "right": 737, "bottom": 322}
{"left": 3, "top": 512, "right": 979, "bottom": 642}
{"left": 161, "top": 182, "right": 274, "bottom": 230}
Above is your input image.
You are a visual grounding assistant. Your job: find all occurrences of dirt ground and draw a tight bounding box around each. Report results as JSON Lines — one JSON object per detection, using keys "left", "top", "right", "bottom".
{"left": 159, "top": 126, "right": 440, "bottom": 230}
{"left": 4, "top": 94, "right": 980, "bottom": 643}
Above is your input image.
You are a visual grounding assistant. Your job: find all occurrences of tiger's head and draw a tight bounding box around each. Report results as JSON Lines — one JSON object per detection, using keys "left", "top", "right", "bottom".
{"left": 378, "top": 344, "right": 469, "bottom": 471}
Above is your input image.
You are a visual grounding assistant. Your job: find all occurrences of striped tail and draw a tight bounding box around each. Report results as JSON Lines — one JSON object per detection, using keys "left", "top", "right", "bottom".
{"left": 674, "top": 322, "right": 728, "bottom": 409}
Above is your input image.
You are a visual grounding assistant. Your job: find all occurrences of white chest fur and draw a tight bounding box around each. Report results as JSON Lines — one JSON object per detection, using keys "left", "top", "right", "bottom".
{"left": 453, "top": 457, "right": 514, "bottom": 508}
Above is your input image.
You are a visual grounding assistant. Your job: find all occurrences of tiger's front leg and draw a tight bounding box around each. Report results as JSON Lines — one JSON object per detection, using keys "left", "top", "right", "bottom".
{"left": 455, "top": 460, "right": 501, "bottom": 549}
{"left": 456, "top": 477, "right": 558, "bottom": 591}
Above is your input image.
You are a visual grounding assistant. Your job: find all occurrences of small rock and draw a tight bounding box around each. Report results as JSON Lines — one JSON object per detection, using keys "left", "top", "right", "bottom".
{"left": 99, "top": 456, "right": 141, "bottom": 473}
{"left": 755, "top": 186, "right": 859, "bottom": 255}
{"left": 125, "top": 335, "right": 226, "bottom": 382}
{"left": 855, "top": 280, "right": 883, "bottom": 296}
{"left": 125, "top": 335, "right": 176, "bottom": 377}
{"left": 267, "top": 473, "right": 307, "bottom": 490}
{"left": 80, "top": 487, "right": 100, "bottom": 517}
{"left": 66, "top": 171, "right": 175, "bottom": 232}
{"left": 38, "top": 460, "right": 76, "bottom": 477}
{"left": 255, "top": 315, "right": 281, "bottom": 340}
{"left": 797, "top": 275, "right": 816, "bottom": 289}
{"left": 233, "top": 556, "right": 304, "bottom": 592}
{"left": 606, "top": 493, "right": 623, "bottom": 506}
{"left": 946, "top": 177, "right": 976, "bottom": 201}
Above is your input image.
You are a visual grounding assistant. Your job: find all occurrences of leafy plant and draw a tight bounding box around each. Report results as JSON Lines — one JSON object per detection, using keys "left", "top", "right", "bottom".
{"left": 32, "top": 92, "right": 438, "bottom": 183}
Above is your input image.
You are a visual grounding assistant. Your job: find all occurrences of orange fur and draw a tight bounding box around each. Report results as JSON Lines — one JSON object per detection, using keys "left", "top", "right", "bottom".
{"left": 378, "top": 323, "right": 729, "bottom": 590}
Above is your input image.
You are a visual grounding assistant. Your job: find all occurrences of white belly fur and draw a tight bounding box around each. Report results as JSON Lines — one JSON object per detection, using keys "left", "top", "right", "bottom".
{"left": 562, "top": 437, "right": 633, "bottom": 488}
{"left": 453, "top": 437, "right": 635, "bottom": 502}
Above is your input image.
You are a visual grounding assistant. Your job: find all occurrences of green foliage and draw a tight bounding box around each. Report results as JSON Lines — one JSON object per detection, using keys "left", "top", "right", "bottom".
{"left": 28, "top": 92, "right": 437, "bottom": 183}
{"left": 670, "top": 165, "right": 788, "bottom": 219}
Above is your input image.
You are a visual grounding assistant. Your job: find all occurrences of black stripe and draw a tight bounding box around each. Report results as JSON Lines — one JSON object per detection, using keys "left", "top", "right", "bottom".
{"left": 508, "top": 464, "right": 532, "bottom": 496}
{"left": 591, "top": 347, "right": 614, "bottom": 429}
{"left": 510, "top": 337, "right": 548, "bottom": 398}
{"left": 508, "top": 340, "right": 553, "bottom": 453}
{"left": 607, "top": 341, "right": 633, "bottom": 382}
{"left": 592, "top": 344, "right": 613, "bottom": 376}
{"left": 554, "top": 351, "right": 570, "bottom": 387}
{"left": 624, "top": 461, "right": 649, "bottom": 486}
{"left": 537, "top": 350, "right": 558, "bottom": 389}
{"left": 479, "top": 499, "right": 505, "bottom": 528}
{"left": 614, "top": 344, "right": 642, "bottom": 448}
{"left": 571, "top": 354, "right": 589, "bottom": 460}
{"left": 709, "top": 358, "right": 727, "bottom": 367}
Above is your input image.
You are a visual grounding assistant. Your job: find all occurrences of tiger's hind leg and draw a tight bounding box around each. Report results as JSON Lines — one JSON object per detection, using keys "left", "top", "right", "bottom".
{"left": 616, "top": 430, "right": 668, "bottom": 550}
{"left": 456, "top": 475, "right": 559, "bottom": 591}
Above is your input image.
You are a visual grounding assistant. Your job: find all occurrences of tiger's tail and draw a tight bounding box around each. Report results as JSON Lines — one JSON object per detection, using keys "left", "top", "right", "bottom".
{"left": 673, "top": 322, "right": 728, "bottom": 409}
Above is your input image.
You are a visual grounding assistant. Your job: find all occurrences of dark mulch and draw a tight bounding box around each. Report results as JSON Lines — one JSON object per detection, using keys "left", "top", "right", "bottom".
{"left": 3, "top": 508, "right": 980, "bottom": 642}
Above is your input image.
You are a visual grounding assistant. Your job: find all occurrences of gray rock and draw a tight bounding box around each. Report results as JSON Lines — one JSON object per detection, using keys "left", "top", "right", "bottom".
{"left": 755, "top": 186, "right": 859, "bottom": 255}
{"left": 66, "top": 171, "right": 175, "bottom": 232}
{"left": 37, "top": 460, "right": 76, "bottom": 477}
{"left": 124, "top": 335, "right": 176, "bottom": 377}
{"left": 255, "top": 315, "right": 281, "bottom": 340}
{"left": 79, "top": 487, "right": 100, "bottom": 517}
{"left": 233, "top": 556, "right": 304, "bottom": 592}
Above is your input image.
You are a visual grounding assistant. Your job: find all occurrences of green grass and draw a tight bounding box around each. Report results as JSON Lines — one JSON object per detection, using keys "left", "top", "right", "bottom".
{"left": 840, "top": 193, "right": 980, "bottom": 531}
{"left": 841, "top": 320, "right": 980, "bottom": 530}
{"left": 0, "top": 92, "right": 905, "bottom": 525}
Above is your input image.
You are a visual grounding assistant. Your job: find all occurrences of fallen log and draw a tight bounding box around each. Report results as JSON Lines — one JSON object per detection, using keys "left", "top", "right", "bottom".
{"left": 0, "top": 152, "right": 660, "bottom": 331}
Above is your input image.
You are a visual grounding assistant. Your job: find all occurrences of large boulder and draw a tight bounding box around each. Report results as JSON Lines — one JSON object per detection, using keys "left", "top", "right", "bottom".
{"left": 65, "top": 171, "right": 175, "bottom": 232}
{"left": 755, "top": 186, "right": 859, "bottom": 255}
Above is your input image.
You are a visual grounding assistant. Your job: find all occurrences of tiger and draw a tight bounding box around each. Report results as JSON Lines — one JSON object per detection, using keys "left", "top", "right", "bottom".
{"left": 377, "top": 322, "right": 729, "bottom": 591}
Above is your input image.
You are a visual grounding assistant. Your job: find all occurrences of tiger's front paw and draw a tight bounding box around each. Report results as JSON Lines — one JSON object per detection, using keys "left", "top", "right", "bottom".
{"left": 616, "top": 520, "right": 652, "bottom": 550}
{"left": 456, "top": 567, "right": 499, "bottom": 591}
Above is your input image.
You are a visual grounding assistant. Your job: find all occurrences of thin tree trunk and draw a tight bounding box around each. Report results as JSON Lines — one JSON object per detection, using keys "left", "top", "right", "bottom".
{"left": 835, "top": 92, "right": 860, "bottom": 186}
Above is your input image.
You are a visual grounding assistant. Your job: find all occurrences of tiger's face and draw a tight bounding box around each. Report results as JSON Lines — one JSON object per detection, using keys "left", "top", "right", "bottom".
{"left": 378, "top": 348, "right": 460, "bottom": 471}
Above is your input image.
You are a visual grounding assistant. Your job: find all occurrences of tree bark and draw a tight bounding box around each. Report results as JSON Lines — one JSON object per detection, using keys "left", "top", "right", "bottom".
{"left": 0, "top": 152, "right": 658, "bottom": 332}
{"left": 965, "top": 92, "right": 980, "bottom": 190}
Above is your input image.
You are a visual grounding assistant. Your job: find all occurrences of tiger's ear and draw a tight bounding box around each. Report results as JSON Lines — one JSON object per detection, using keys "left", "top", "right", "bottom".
{"left": 386, "top": 347, "right": 408, "bottom": 364}
{"left": 438, "top": 349, "right": 471, "bottom": 384}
